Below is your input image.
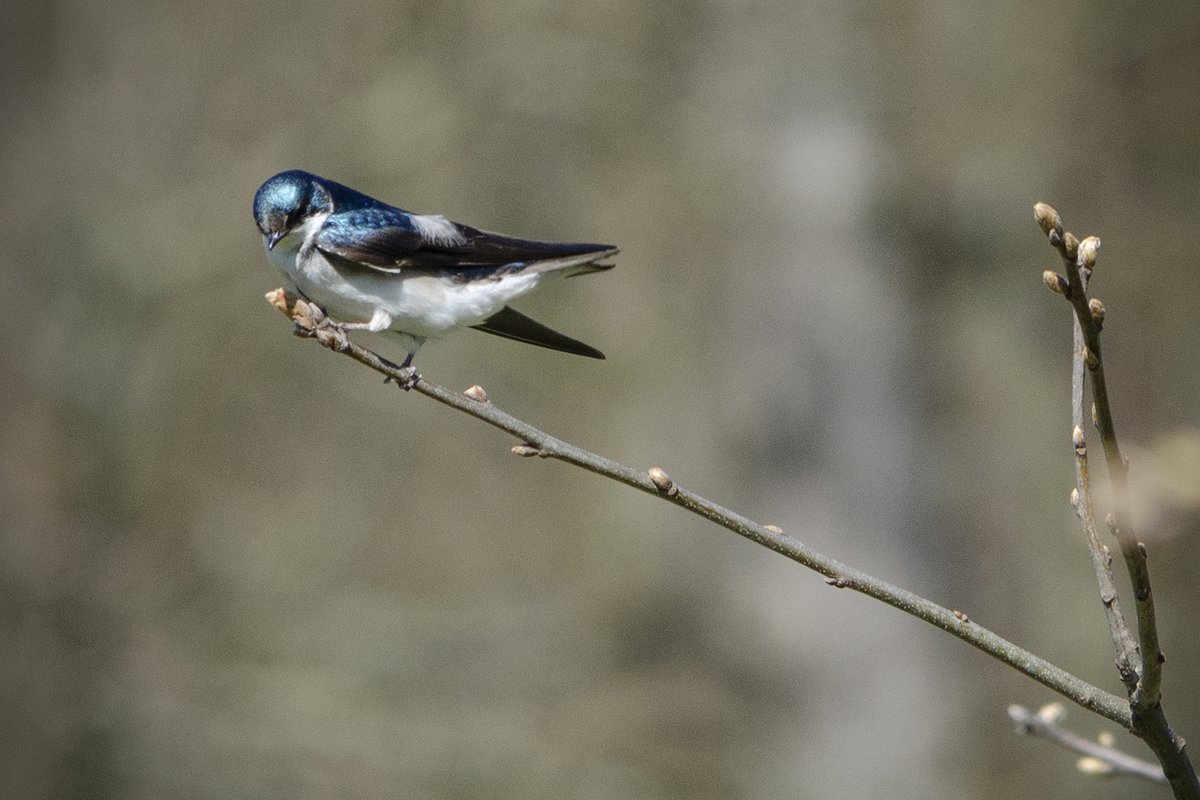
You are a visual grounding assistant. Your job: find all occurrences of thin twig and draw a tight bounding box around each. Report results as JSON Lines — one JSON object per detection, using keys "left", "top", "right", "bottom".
{"left": 1037, "top": 207, "right": 1163, "bottom": 712}
{"left": 1009, "top": 704, "right": 1166, "bottom": 784}
{"left": 1035, "top": 204, "right": 1198, "bottom": 799}
{"left": 1056, "top": 257, "right": 1139, "bottom": 690}
{"left": 266, "top": 288, "right": 1132, "bottom": 729}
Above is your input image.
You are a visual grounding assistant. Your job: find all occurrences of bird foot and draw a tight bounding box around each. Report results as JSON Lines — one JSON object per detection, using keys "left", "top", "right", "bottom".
{"left": 379, "top": 354, "right": 419, "bottom": 390}
{"left": 312, "top": 323, "right": 352, "bottom": 353}
{"left": 394, "top": 367, "right": 420, "bottom": 390}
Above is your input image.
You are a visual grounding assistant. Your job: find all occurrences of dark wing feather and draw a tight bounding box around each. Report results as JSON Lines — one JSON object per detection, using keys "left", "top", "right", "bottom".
{"left": 315, "top": 206, "right": 615, "bottom": 276}
{"left": 471, "top": 306, "right": 605, "bottom": 359}
{"left": 451, "top": 223, "right": 616, "bottom": 267}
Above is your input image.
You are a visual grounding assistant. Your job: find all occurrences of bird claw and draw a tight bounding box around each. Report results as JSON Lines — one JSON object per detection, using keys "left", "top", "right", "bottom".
{"left": 396, "top": 367, "right": 420, "bottom": 390}
{"left": 375, "top": 352, "right": 418, "bottom": 389}
{"left": 383, "top": 366, "right": 420, "bottom": 390}
{"left": 313, "top": 324, "right": 351, "bottom": 353}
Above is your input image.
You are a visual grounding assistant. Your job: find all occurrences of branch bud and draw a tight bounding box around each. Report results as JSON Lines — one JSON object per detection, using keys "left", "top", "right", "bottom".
{"left": 265, "top": 287, "right": 290, "bottom": 315}
{"left": 648, "top": 467, "right": 676, "bottom": 495}
{"left": 292, "top": 299, "right": 324, "bottom": 329}
{"left": 1072, "top": 425, "right": 1086, "bottom": 454}
{"left": 1042, "top": 270, "right": 1069, "bottom": 295}
{"left": 764, "top": 524, "right": 783, "bottom": 533}
{"left": 1076, "top": 757, "right": 1114, "bottom": 776}
{"left": 511, "top": 444, "right": 543, "bottom": 457}
{"left": 1033, "top": 202, "right": 1062, "bottom": 237}
{"left": 1082, "top": 346, "right": 1099, "bottom": 370}
{"left": 1063, "top": 232, "right": 1079, "bottom": 261}
{"left": 1037, "top": 702, "right": 1067, "bottom": 724}
{"left": 463, "top": 385, "right": 489, "bottom": 403}
{"left": 1088, "top": 298, "right": 1105, "bottom": 328}
{"left": 1078, "top": 236, "right": 1101, "bottom": 269}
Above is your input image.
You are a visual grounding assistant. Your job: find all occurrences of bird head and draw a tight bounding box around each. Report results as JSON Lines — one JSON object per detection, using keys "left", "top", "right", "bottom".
{"left": 252, "top": 170, "right": 332, "bottom": 250}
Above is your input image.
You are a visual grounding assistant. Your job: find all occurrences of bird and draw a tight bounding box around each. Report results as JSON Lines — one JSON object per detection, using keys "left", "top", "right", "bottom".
{"left": 252, "top": 169, "right": 617, "bottom": 370}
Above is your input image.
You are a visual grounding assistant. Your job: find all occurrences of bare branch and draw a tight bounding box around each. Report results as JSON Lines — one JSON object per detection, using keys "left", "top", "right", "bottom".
{"left": 267, "top": 288, "right": 1131, "bottom": 728}
{"left": 1035, "top": 203, "right": 1198, "bottom": 799}
{"left": 1053, "top": 251, "right": 1139, "bottom": 690}
{"left": 1009, "top": 704, "right": 1165, "bottom": 784}
{"left": 1037, "top": 204, "right": 1163, "bottom": 711}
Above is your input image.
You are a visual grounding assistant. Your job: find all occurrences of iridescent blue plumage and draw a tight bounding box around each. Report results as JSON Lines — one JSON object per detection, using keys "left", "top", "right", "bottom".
{"left": 252, "top": 170, "right": 617, "bottom": 364}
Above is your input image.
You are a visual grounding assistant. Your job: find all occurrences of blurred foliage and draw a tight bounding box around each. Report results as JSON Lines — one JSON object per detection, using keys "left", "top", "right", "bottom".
{"left": 2, "top": 1, "right": 1199, "bottom": 798}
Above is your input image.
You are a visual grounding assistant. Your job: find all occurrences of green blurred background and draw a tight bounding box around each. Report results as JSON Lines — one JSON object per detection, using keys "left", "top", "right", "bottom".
{"left": 3, "top": 1, "right": 1199, "bottom": 798}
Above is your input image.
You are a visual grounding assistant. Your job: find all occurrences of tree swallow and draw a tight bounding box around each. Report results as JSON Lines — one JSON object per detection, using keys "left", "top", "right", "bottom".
{"left": 252, "top": 170, "right": 617, "bottom": 368}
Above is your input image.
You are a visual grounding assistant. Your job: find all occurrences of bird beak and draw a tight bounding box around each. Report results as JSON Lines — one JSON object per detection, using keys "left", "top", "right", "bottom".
{"left": 266, "top": 231, "right": 286, "bottom": 251}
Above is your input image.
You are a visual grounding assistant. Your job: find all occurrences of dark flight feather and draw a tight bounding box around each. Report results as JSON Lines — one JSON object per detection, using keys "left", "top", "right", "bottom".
{"left": 471, "top": 306, "right": 605, "bottom": 359}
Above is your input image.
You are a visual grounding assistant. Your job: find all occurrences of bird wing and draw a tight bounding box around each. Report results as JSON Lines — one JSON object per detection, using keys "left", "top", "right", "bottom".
{"left": 315, "top": 207, "right": 616, "bottom": 276}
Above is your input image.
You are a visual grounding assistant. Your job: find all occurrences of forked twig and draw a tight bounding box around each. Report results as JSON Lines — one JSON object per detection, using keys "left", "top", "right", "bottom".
{"left": 266, "top": 287, "right": 1129, "bottom": 726}
{"left": 1035, "top": 203, "right": 1197, "bottom": 798}
{"left": 1009, "top": 704, "right": 1165, "bottom": 783}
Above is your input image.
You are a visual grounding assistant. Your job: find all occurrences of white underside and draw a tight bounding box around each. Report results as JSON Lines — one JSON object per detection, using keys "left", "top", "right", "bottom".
{"left": 265, "top": 219, "right": 554, "bottom": 355}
